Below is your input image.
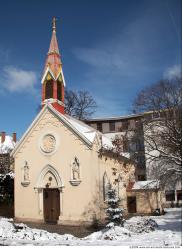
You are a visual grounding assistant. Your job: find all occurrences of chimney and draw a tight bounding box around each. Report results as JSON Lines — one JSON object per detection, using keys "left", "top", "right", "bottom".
{"left": 1, "top": 132, "right": 6, "bottom": 143}
{"left": 12, "top": 132, "right": 17, "bottom": 143}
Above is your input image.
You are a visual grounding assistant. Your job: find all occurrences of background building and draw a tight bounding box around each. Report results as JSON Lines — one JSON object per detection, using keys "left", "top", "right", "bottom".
{"left": 85, "top": 114, "right": 146, "bottom": 181}
{"left": 85, "top": 112, "right": 182, "bottom": 207}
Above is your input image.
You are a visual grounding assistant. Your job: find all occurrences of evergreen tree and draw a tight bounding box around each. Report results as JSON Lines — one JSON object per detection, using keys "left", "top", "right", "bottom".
{"left": 106, "top": 184, "right": 125, "bottom": 226}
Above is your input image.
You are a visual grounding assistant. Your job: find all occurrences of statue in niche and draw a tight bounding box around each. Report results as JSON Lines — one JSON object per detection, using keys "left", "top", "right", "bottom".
{"left": 72, "top": 157, "right": 80, "bottom": 180}
{"left": 24, "top": 161, "right": 29, "bottom": 181}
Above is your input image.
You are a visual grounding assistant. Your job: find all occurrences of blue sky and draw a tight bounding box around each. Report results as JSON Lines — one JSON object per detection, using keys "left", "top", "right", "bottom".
{"left": 0, "top": 0, "right": 181, "bottom": 138}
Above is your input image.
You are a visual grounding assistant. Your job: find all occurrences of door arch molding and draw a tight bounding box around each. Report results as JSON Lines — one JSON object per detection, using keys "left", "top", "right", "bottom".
{"left": 35, "top": 164, "right": 64, "bottom": 189}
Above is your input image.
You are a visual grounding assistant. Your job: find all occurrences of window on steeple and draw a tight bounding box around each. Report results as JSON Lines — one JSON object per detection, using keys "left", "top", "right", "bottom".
{"left": 45, "top": 80, "right": 53, "bottom": 99}
{"left": 57, "top": 81, "right": 62, "bottom": 101}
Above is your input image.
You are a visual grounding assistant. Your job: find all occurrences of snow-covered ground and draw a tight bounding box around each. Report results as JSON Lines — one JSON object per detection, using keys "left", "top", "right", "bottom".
{"left": 0, "top": 208, "right": 181, "bottom": 246}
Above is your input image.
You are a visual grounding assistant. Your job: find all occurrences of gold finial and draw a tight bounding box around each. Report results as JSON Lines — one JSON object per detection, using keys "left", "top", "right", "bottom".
{"left": 52, "top": 17, "right": 57, "bottom": 32}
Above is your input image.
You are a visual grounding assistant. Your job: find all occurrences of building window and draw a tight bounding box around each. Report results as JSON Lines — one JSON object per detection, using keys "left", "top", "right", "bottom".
{"left": 45, "top": 80, "right": 53, "bottom": 99}
{"left": 122, "top": 121, "right": 128, "bottom": 131}
{"left": 144, "top": 113, "right": 152, "bottom": 121}
{"left": 97, "top": 122, "right": 102, "bottom": 132}
{"left": 135, "top": 120, "right": 142, "bottom": 129}
{"left": 160, "top": 111, "right": 166, "bottom": 119}
{"left": 165, "top": 190, "right": 175, "bottom": 201}
{"left": 109, "top": 121, "right": 115, "bottom": 132}
{"left": 177, "top": 190, "right": 182, "bottom": 201}
{"left": 136, "top": 155, "right": 145, "bottom": 168}
{"left": 138, "top": 175, "right": 146, "bottom": 181}
{"left": 103, "top": 172, "right": 110, "bottom": 201}
{"left": 57, "top": 81, "right": 62, "bottom": 101}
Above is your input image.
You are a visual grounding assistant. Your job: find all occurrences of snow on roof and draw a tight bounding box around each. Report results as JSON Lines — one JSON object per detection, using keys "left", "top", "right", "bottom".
{"left": 101, "top": 135, "right": 113, "bottom": 149}
{"left": 85, "top": 113, "right": 142, "bottom": 122}
{"left": 63, "top": 114, "right": 97, "bottom": 143}
{"left": 64, "top": 115, "right": 115, "bottom": 149}
{"left": 0, "top": 136, "right": 16, "bottom": 154}
{"left": 132, "top": 180, "right": 160, "bottom": 190}
{"left": 51, "top": 106, "right": 115, "bottom": 148}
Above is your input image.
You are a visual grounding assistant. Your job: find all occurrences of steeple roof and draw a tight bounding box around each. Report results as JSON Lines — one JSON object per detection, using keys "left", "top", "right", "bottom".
{"left": 43, "top": 17, "right": 62, "bottom": 78}
{"left": 48, "top": 17, "right": 60, "bottom": 55}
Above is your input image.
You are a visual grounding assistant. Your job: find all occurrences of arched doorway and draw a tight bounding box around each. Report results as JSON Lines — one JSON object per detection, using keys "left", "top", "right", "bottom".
{"left": 43, "top": 188, "right": 60, "bottom": 223}
{"left": 35, "top": 165, "right": 64, "bottom": 223}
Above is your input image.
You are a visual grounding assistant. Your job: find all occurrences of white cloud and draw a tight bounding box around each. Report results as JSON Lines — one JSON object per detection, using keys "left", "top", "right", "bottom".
{"left": 73, "top": 47, "right": 125, "bottom": 71}
{"left": 164, "top": 65, "right": 182, "bottom": 79}
{"left": 1, "top": 66, "right": 38, "bottom": 93}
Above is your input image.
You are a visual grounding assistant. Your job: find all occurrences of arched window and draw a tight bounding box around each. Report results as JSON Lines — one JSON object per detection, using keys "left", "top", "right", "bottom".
{"left": 45, "top": 80, "right": 53, "bottom": 99}
{"left": 103, "top": 172, "right": 110, "bottom": 201}
{"left": 57, "top": 81, "right": 62, "bottom": 101}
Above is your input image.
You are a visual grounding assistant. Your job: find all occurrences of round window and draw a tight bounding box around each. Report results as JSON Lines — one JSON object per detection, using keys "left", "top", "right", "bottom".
{"left": 41, "top": 134, "right": 56, "bottom": 153}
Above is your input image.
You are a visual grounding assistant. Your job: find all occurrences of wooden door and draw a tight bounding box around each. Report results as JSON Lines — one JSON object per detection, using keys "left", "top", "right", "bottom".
{"left": 43, "top": 188, "right": 60, "bottom": 223}
{"left": 127, "top": 196, "right": 136, "bottom": 213}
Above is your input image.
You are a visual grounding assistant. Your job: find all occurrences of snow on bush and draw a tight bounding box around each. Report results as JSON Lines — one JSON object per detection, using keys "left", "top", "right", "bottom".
{"left": 0, "top": 218, "right": 77, "bottom": 242}
{"left": 84, "top": 226, "right": 131, "bottom": 241}
{"left": 124, "top": 216, "right": 158, "bottom": 233}
{"left": 0, "top": 216, "right": 157, "bottom": 244}
{"left": 84, "top": 216, "right": 158, "bottom": 241}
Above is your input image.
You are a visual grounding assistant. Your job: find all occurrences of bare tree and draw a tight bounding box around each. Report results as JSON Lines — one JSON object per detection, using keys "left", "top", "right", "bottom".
{"left": 65, "top": 90, "right": 97, "bottom": 120}
{"left": 106, "top": 77, "right": 182, "bottom": 186}
{"left": 132, "top": 76, "right": 182, "bottom": 186}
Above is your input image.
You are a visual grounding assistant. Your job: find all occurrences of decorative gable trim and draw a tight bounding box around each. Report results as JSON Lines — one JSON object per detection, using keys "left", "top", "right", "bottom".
{"left": 41, "top": 67, "right": 56, "bottom": 84}
{"left": 41, "top": 67, "right": 66, "bottom": 87}
{"left": 56, "top": 68, "right": 66, "bottom": 86}
{"left": 92, "top": 133, "right": 102, "bottom": 151}
{"left": 11, "top": 104, "right": 94, "bottom": 157}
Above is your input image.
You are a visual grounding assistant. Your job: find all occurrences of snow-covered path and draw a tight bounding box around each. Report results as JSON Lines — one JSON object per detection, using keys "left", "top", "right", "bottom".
{"left": 0, "top": 208, "right": 181, "bottom": 246}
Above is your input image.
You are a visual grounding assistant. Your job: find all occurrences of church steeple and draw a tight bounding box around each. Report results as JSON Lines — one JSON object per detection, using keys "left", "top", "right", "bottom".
{"left": 41, "top": 17, "right": 65, "bottom": 114}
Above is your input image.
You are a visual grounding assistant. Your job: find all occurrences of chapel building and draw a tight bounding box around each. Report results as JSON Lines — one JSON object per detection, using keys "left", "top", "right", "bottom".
{"left": 11, "top": 19, "right": 164, "bottom": 225}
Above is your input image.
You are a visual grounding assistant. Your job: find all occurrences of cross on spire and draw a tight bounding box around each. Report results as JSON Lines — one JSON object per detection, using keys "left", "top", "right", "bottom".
{"left": 47, "top": 17, "right": 60, "bottom": 55}
{"left": 52, "top": 17, "right": 57, "bottom": 32}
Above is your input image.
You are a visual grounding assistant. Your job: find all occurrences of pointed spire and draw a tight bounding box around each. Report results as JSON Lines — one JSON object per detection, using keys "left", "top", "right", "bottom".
{"left": 43, "top": 17, "right": 62, "bottom": 78}
{"left": 48, "top": 17, "right": 60, "bottom": 55}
